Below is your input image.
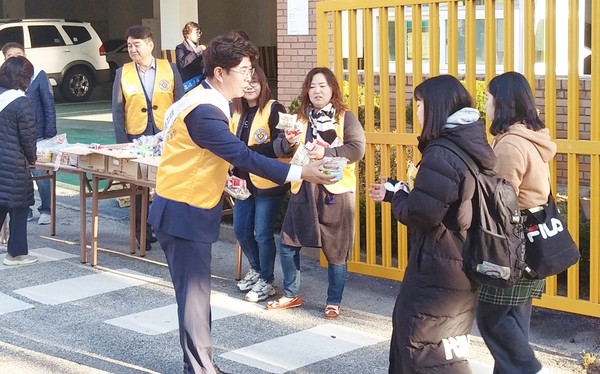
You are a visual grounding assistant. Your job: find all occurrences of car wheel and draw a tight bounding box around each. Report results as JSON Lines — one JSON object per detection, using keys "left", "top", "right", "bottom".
{"left": 61, "top": 67, "right": 94, "bottom": 102}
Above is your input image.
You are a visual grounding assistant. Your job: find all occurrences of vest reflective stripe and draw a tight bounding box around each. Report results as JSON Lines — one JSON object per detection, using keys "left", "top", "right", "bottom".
{"left": 157, "top": 103, "right": 229, "bottom": 209}
{"left": 121, "top": 60, "right": 175, "bottom": 135}
{"left": 231, "top": 100, "right": 288, "bottom": 190}
{"left": 290, "top": 113, "right": 356, "bottom": 195}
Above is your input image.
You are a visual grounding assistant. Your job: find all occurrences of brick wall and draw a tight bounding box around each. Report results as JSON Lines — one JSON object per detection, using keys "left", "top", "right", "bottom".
{"left": 276, "top": 0, "right": 319, "bottom": 108}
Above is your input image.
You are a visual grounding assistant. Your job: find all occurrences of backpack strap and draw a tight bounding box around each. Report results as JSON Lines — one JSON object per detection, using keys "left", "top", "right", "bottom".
{"left": 427, "top": 137, "right": 480, "bottom": 177}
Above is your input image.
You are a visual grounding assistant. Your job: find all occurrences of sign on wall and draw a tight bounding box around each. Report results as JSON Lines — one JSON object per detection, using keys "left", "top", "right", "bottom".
{"left": 287, "top": 0, "right": 309, "bottom": 35}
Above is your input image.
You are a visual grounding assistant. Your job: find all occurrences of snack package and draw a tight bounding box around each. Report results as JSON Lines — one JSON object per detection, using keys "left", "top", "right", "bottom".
{"left": 276, "top": 113, "right": 302, "bottom": 136}
{"left": 36, "top": 133, "right": 69, "bottom": 163}
{"left": 132, "top": 134, "right": 162, "bottom": 157}
{"left": 276, "top": 113, "right": 297, "bottom": 129}
{"left": 224, "top": 176, "right": 251, "bottom": 200}
{"left": 319, "top": 156, "right": 348, "bottom": 182}
{"left": 291, "top": 145, "right": 311, "bottom": 166}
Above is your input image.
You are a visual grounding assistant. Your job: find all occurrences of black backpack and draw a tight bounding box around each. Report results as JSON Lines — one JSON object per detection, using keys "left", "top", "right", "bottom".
{"left": 429, "top": 138, "right": 530, "bottom": 288}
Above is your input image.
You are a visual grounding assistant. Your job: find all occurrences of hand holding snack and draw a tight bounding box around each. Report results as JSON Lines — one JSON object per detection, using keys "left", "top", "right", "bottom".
{"left": 301, "top": 160, "right": 336, "bottom": 185}
{"left": 224, "top": 176, "right": 251, "bottom": 200}
{"left": 307, "top": 143, "right": 325, "bottom": 160}
{"left": 284, "top": 127, "right": 301, "bottom": 145}
{"left": 318, "top": 157, "right": 348, "bottom": 182}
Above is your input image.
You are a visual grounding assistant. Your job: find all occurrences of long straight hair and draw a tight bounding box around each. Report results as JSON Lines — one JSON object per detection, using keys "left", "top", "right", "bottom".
{"left": 487, "top": 71, "right": 545, "bottom": 135}
{"left": 414, "top": 75, "right": 473, "bottom": 142}
{"left": 296, "top": 67, "right": 347, "bottom": 122}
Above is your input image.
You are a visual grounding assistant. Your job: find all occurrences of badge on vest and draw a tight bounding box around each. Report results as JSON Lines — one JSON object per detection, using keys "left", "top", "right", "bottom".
{"left": 253, "top": 129, "right": 268, "bottom": 143}
{"left": 159, "top": 79, "right": 172, "bottom": 91}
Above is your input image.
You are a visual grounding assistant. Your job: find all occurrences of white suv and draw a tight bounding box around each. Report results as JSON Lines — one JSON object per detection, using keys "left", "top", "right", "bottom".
{"left": 0, "top": 19, "right": 111, "bottom": 102}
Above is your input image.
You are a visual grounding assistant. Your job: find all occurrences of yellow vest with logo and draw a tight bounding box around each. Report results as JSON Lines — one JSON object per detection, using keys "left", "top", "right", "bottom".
{"left": 231, "top": 100, "right": 288, "bottom": 190}
{"left": 121, "top": 59, "right": 175, "bottom": 135}
{"left": 156, "top": 103, "right": 230, "bottom": 209}
{"left": 290, "top": 113, "right": 356, "bottom": 195}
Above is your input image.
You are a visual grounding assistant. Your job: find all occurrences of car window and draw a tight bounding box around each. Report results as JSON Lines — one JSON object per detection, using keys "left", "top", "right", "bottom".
{"left": 0, "top": 26, "right": 25, "bottom": 47}
{"left": 63, "top": 26, "right": 91, "bottom": 45}
{"left": 28, "top": 25, "right": 66, "bottom": 47}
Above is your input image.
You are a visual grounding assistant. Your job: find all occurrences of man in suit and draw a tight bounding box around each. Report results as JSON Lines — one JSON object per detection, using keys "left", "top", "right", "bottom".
{"left": 2, "top": 42, "right": 56, "bottom": 226}
{"left": 149, "top": 34, "right": 334, "bottom": 374}
{"left": 175, "top": 21, "right": 205, "bottom": 92}
{"left": 112, "top": 25, "right": 184, "bottom": 250}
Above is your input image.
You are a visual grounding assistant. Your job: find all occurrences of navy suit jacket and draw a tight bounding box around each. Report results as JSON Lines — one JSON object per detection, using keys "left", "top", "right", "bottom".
{"left": 149, "top": 83, "right": 290, "bottom": 243}
{"left": 26, "top": 70, "right": 56, "bottom": 140}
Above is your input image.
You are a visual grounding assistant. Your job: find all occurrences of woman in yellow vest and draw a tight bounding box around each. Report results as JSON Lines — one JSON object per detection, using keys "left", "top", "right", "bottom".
{"left": 266, "top": 67, "right": 365, "bottom": 319}
{"left": 231, "top": 64, "right": 288, "bottom": 302}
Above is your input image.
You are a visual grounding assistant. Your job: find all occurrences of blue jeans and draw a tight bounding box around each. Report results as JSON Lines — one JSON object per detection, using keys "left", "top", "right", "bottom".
{"left": 31, "top": 168, "right": 51, "bottom": 215}
{"left": 279, "top": 244, "right": 347, "bottom": 305}
{"left": 233, "top": 194, "right": 283, "bottom": 283}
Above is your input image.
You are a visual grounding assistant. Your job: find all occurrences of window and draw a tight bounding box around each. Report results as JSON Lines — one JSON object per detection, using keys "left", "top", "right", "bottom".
{"left": 63, "top": 26, "right": 92, "bottom": 45}
{"left": 29, "top": 25, "right": 66, "bottom": 47}
{"left": 0, "top": 26, "right": 24, "bottom": 47}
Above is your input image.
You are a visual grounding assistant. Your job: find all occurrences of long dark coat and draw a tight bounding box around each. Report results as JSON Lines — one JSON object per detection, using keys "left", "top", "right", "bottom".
{"left": 0, "top": 87, "right": 37, "bottom": 209}
{"left": 389, "top": 120, "right": 496, "bottom": 373}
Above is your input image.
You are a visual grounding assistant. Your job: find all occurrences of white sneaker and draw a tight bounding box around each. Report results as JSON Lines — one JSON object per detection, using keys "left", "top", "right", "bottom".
{"left": 38, "top": 213, "right": 51, "bottom": 225}
{"left": 537, "top": 367, "right": 552, "bottom": 374}
{"left": 3, "top": 254, "right": 38, "bottom": 266}
{"left": 237, "top": 269, "right": 260, "bottom": 291}
{"left": 245, "top": 279, "right": 276, "bottom": 302}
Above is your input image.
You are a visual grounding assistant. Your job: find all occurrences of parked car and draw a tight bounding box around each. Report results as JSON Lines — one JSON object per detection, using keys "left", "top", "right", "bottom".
{"left": 0, "top": 19, "right": 111, "bottom": 102}
{"left": 104, "top": 38, "right": 130, "bottom": 80}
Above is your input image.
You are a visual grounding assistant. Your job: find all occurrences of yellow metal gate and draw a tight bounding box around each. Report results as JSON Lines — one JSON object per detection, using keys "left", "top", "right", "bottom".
{"left": 316, "top": 0, "right": 599, "bottom": 318}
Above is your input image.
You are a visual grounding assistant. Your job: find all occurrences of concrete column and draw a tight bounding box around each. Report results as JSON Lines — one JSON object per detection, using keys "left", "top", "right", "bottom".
{"left": 159, "top": 0, "right": 198, "bottom": 50}
{"left": 2, "top": 0, "right": 25, "bottom": 18}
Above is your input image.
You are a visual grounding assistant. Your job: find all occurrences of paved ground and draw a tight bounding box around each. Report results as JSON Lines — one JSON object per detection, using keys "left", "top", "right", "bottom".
{"left": 1, "top": 183, "right": 597, "bottom": 373}
{"left": 0, "top": 93, "right": 597, "bottom": 373}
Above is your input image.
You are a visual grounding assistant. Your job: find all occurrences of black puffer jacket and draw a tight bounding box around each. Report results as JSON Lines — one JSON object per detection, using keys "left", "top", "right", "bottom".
{"left": 0, "top": 88, "right": 36, "bottom": 208}
{"left": 389, "top": 111, "right": 496, "bottom": 373}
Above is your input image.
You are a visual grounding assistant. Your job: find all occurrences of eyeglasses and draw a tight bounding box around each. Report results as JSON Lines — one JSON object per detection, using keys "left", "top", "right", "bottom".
{"left": 249, "top": 81, "right": 260, "bottom": 88}
{"left": 230, "top": 67, "right": 255, "bottom": 78}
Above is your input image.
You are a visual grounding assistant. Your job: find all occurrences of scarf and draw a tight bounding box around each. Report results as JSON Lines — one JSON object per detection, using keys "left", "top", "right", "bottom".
{"left": 308, "top": 103, "right": 338, "bottom": 145}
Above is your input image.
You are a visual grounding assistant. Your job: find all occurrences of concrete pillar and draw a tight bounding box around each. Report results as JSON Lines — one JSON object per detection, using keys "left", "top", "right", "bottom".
{"left": 2, "top": 0, "right": 25, "bottom": 18}
{"left": 159, "top": 0, "right": 198, "bottom": 50}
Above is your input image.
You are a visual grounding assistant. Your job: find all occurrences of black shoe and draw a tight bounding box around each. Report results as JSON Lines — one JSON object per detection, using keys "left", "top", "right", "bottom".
{"left": 148, "top": 232, "right": 158, "bottom": 243}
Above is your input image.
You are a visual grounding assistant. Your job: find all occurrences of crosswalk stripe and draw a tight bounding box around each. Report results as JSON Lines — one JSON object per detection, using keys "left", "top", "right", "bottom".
{"left": 0, "top": 293, "right": 34, "bottom": 315}
{"left": 0, "top": 247, "right": 77, "bottom": 270}
{"left": 13, "top": 268, "right": 160, "bottom": 305}
{"left": 105, "top": 304, "right": 178, "bottom": 335}
{"left": 103, "top": 292, "right": 264, "bottom": 335}
{"left": 219, "top": 323, "right": 387, "bottom": 373}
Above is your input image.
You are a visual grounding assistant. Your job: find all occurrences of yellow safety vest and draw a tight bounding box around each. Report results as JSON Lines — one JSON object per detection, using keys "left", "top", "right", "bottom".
{"left": 231, "top": 100, "right": 289, "bottom": 189}
{"left": 156, "top": 102, "right": 230, "bottom": 209}
{"left": 290, "top": 113, "right": 356, "bottom": 195}
{"left": 121, "top": 59, "right": 175, "bottom": 135}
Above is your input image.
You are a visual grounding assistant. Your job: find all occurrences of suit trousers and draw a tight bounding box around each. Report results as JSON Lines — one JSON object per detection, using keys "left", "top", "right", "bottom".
{"left": 155, "top": 228, "right": 217, "bottom": 374}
